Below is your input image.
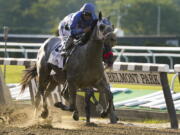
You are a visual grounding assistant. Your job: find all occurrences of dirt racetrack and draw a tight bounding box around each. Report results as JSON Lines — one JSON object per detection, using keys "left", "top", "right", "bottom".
{"left": 0, "top": 103, "right": 180, "bottom": 135}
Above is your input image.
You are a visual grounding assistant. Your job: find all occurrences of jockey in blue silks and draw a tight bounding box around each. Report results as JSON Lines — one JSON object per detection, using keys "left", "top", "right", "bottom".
{"left": 58, "top": 3, "right": 97, "bottom": 55}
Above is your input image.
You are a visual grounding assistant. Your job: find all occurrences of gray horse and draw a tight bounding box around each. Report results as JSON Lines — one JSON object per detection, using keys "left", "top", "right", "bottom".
{"left": 21, "top": 12, "right": 118, "bottom": 123}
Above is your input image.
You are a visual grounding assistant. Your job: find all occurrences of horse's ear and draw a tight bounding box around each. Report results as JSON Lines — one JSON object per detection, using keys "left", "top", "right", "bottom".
{"left": 98, "top": 11, "right": 102, "bottom": 20}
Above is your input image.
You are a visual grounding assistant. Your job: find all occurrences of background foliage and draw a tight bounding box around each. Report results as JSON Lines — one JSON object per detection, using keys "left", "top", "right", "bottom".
{"left": 0, "top": 0, "right": 180, "bottom": 35}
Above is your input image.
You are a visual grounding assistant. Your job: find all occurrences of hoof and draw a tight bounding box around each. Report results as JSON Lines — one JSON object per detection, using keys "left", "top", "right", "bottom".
{"left": 86, "top": 119, "right": 90, "bottom": 123}
{"left": 85, "top": 122, "right": 97, "bottom": 127}
{"left": 41, "top": 110, "right": 49, "bottom": 119}
{"left": 72, "top": 111, "right": 79, "bottom": 121}
{"left": 116, "top": 116, "right": 119, "bottom": 121}
{"left": 54, "top": 102, "right": 64, "bottom": 108}
{"left": 110, "top": 116, "right": 118, "bottom": 124}
{"left": 100, "top": 111, "right": 108, "bottom": 118}
{"left": 54, "top": 102, "right": 70, "bottom": 111}
{"left": 110, "top": 119, "right": 117, "bottom": 124}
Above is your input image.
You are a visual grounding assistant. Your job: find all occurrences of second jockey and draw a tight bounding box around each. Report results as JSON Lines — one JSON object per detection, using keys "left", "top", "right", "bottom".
{"left": 58, "top": 3, "right": 97, "bottom": 56}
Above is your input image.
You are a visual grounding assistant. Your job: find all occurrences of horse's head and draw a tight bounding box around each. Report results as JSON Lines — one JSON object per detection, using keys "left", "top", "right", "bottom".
{"left": 89, "top": 12, "right": 116, "bottom": 68}
{"left": 97, "top": 13, "right": 116, "bottom": 68}
{"left": 95, "top": 12, "right": 108, "bottom": 40}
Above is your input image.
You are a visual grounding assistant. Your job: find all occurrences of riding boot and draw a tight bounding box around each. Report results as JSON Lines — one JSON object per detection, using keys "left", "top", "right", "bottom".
{"left": 61, "top": 36, "right": 74, "bottom": 56}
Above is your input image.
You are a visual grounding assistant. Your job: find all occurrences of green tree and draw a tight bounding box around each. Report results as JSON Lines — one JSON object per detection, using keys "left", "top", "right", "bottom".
{"left": 0, "top": 0, "right": 38, "bottom": 33}
{"left": 96, "top": 0, "right": 180, "bottom": 35}
{"left": 0, "top": 0, "right": 95, "bottom": 34}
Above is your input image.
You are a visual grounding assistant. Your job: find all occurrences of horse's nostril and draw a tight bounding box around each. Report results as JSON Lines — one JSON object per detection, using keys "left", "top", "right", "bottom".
{"left": 99, "top": 24, "right": 105, "bottom": 31}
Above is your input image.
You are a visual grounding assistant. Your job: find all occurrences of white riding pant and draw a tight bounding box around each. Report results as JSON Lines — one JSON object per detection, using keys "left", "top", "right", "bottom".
{"left": 58, "top": 22, "right": 71, "bottom": 49}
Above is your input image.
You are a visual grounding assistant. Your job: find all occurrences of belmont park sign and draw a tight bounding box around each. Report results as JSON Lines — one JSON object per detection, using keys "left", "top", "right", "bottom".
{"left": 105, "top": 71, "right": 161, "bottom": 85}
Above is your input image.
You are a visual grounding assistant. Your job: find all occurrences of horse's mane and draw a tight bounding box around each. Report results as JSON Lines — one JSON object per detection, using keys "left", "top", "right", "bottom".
{"left": 78, "top": 19, "right": 98, "bottom": 45}
{"left": 79, "top": 18, "right": 111, "bottom": 45}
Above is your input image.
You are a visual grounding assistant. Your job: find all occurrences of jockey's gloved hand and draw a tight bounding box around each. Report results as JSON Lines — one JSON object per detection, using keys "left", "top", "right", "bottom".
{"left": 64, "top": 36, "right": 74, "bottom": 50}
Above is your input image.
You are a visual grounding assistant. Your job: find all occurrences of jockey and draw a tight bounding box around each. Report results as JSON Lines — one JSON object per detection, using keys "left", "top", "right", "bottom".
{"left": 58, "top": 3, "right": 97, "bottom": 55}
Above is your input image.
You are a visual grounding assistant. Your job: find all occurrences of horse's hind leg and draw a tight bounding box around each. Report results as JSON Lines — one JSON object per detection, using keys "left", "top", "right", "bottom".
{"left": 34, "top": 90, "right": 41, "bottom": 108}
{"left": 41, "top": 78, "right": 58, "bottom": 119}
{"left": 34, "top": 90, "right": 41, "bottom": 117}
{"left": 34, "top": 65, "right": 51, "bottom": 118}
{"left": 34, "top": 79, "right": 49, "bottom": 117}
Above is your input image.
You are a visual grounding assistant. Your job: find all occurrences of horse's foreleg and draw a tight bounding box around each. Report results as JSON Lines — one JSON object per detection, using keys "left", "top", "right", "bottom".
{"left": 85, "top": 90, "right": 91, "bottom": 123}
{"left": 90, "top": 91, "right": 104, "bottom": 115}
{"left": 99, "top": 90, "right": 112, "bottom": 118}
{"left": 68, "top": 85, "right": 79, "bottom": 121}
{"left": 105, "top": 89, "right": 118, "bottom": 123}
{"left": 95, "top": 79, "right": 118, "bottom": 123}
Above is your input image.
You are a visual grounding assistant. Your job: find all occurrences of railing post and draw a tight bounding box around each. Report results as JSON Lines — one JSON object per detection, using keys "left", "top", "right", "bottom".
{"left": 160, "top": 72, "right": 178, "bottom": 129}
{"left": 3, "top": 26, "right": 9, "bottom": 80}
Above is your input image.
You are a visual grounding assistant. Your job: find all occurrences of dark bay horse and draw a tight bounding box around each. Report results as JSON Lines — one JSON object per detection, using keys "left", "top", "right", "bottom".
{"left": 21, "top": 12, "right": 118, "bottom": 123}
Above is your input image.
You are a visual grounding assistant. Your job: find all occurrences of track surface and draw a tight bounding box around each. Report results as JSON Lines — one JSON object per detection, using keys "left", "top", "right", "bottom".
{"left": 0, "top": 104, "right": 180, "bottom": 135}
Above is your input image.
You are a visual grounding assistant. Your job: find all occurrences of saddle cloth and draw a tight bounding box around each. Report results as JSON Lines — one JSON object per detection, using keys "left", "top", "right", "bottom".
{"left": 48, "top": 38, "right": 84, "bottom": 69}
{"left": 48, "top": 41, "right": 64, "bottom": 68}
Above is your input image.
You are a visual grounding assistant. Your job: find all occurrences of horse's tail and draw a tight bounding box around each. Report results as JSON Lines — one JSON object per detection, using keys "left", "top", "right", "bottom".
{"left": 20, "top": 64, "right": 37, "bottom": 93}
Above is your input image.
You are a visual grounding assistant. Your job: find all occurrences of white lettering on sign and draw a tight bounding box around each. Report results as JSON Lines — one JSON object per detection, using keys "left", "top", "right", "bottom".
{"left": 105, "top": 71, "right": 161, "bottom": 86}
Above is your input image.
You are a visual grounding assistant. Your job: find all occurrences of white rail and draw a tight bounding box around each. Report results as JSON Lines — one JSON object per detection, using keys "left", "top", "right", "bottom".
{"left": 0, "top": 42, "right": 180, "bottom": 69}
{"left": 113, "top": 46, "right": 180, "bottom": 51}
{"left": 0, "top": 42, "right": 42, "bottom": 47}
{"left": 0, "top": 42, "right": 40, "bottom": 58}
{"left": 112, "top": 46, "right": 180, "bottom": 69}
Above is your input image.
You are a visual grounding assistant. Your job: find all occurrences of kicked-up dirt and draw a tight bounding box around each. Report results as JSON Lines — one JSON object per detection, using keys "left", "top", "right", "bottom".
{"left": 0, "top": 103, "right": 180, "bottom": 135}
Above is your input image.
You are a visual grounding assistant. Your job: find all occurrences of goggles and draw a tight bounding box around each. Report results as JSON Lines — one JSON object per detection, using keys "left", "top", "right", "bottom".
{"left": 83, "top": 11, "right": 92, "bottom": 17}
